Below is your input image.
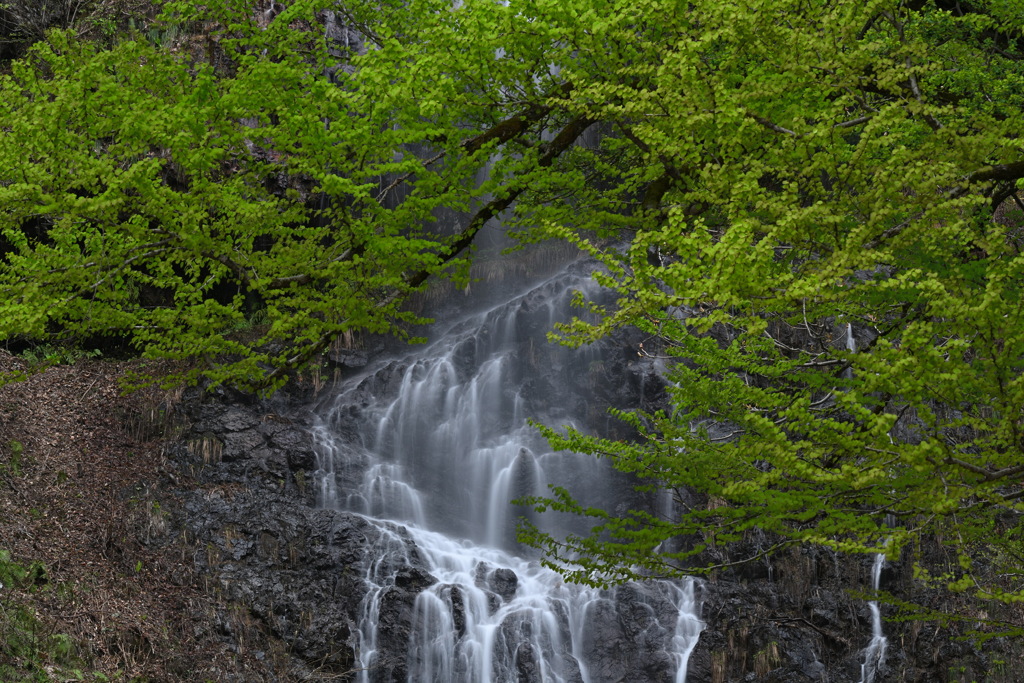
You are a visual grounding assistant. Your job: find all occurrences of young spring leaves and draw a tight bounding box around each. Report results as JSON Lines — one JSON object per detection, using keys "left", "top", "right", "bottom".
{"left": 511, "top": 0, "right": 1024, "bottom": 624}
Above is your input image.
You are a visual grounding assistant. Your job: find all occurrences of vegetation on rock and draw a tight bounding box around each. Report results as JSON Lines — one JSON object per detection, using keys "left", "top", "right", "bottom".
{"left": 2, "top": 0, "right": 1024, "bottom": 637}
{"left": 0, "top": 350, "right": 284, "bottom": 680}
{"left": 510, "top": 0, "right": 1024, "bottom": 636}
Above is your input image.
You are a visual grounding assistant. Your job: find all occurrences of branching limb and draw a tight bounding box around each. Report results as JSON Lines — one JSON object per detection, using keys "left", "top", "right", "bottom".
{"left": 256, "top": 115, "right": 596, "bottom": 391}
{"left": 749, "top": 113, "right": 801, "bottom": 137}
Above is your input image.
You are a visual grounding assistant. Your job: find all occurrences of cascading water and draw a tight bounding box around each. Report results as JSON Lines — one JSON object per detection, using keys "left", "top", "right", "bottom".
{"left": 848, "top": 323, "right": 888, "bottom": 683}
{"left": 312, "top": 260, "right": 703, "bottom": 682}
{"left": 859, "top": 554, "right": 888, "bottom": 683}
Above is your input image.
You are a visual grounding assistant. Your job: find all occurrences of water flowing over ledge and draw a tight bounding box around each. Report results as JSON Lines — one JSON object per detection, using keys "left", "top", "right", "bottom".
{"left": 157, "top": 262, "right": 1010, "bottom": 681}
{"left": 859, "top": 553, "right": 888, "bottom": 683}
{"left": 311, "top": 261, "right": 704, "bottom": 681}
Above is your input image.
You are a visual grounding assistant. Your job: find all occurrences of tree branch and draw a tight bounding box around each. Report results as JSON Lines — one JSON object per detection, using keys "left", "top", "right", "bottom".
{"left": 408, "top": 114, "right": 595, "bottom": 288}
{"left": 945, "top": 455, "right": 1024, "bottom": 482}
{"left": 834, "top": 116, "right": 871, "bottom": 129}
{"left": 967, "top": 160, "right": 1024, "bottom": 184}
{"left": 255, "top": 115, "right": 596, "bottom": 390}
{"left": 375, "top": 86, "right": 568, "bottom": 205}
{"left": 749, "top": 113, "right": 801, "bottom": 137}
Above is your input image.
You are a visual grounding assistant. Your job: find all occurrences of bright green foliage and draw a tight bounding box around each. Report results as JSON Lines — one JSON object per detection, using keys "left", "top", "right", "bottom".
{"left": 2, "top": 0, "right": 1024, "bottom": 621}
{"left": 0, "top": 30, "right": 428, "bottom": 391}
{"left": 0, "top": 1, "right": 591, "bottom": 391}
{"left": 504, "top": 0, "right": 1024, "bottom": 617}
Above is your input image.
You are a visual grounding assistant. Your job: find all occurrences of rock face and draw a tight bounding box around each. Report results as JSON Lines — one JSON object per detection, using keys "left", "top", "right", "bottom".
{"left": 165, "top": 391, "right": 438, "bottom": 681}
{"left": 161, "top": 377, "right": 1019, "bottom": 682}
{"left": 158, "top": 322, "right": 1019, "bottom": 682}
{"left": 578, "top": 583, "right": 689, "bottom": 683}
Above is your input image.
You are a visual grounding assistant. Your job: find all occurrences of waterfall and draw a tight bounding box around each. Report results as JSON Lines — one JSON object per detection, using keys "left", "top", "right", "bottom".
{"left": 859, "top": 554, "right": 888, "bottom": 683}
{"left": 848, "top": 324, "right": 888, "bottom": 682}
{"left": 312, "top": 261, "right": 704, "bottom": 682}
{"left": 845, "top": 322, "right": 856, "bottom": 381}
{"left": 847, "top": 325, "right": 888, "bottom": 683}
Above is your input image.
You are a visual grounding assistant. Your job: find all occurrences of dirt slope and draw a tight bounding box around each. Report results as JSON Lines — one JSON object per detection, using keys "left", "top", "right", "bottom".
{"left": 0, "top": 352, "right": 271, "bottom": 681}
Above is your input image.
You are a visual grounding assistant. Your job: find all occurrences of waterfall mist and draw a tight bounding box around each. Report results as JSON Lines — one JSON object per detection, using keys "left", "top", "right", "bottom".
{"left": 310, "top": 255, "right": 703, "bottom": 682}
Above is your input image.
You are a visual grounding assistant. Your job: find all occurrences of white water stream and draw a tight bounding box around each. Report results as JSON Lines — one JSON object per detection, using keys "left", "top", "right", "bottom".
{"left": 859, "top": 553, "right": 888, "bottom": 683}
{"left": 848, "top": 323, "right": 888, "bottom": 683}
{"left": 312, "top": 265, "right": 703, "bottom": 682}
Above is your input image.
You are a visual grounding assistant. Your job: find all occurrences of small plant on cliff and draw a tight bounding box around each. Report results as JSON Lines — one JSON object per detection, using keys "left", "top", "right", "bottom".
{"left": 0, "top": 550, "right": 86, "bottom": 681}
{"left": 2, "top": 439, "right": 24, "bottom": 476}
{"left": 18, "top": 344, "right": 101, "bottom": 368}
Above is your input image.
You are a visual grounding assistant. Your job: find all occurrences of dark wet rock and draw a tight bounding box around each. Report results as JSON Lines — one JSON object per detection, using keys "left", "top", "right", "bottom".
{"left": 474, "top": 563, "right": 520, "bottom": 610}
{"left": 329, "top": 347, "right": 370, "bottom": 370}
{"left": 372, "top": 585, "right": 422, "bottom": 682}
{"left": 448, "top": 585, "right": 467, "bottom": 638}
{"left": 482, "top": 590, "right": 503, "bottom": 615}
{"left": 393, "top": 566, "right": 434, "bottom": 590}
{"left": 221, "top": 428, "right": 265, "bottom": 462}
{"left": 580, "top": 598, "right": 628, "bottom": 682}
{"left": 164, "top": 391, "right": 436, "bottom": 681}
{"left": 515, "top": 641, "right": 540, "bottom": 682}
{"left": 220, "top": 407, "right": 262, "bottom": 432}
{"left": 576, "top": 583, "right": 683, "bottom": 683}
{"left": 490, "top": 567, "right": 519, "bottom": 602}
{"left": 154, "top": 295, "right": 1010, "bottom": 683}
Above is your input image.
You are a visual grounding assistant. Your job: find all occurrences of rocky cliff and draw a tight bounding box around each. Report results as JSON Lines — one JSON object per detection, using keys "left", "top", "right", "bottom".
{"left": 157, "top": 337, "right": 1020, "bottom": 682}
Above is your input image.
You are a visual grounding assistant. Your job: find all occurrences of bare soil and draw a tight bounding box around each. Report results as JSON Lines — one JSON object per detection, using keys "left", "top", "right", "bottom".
{"left": 0, "top": 351, "right": 269, "bottom": 681}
